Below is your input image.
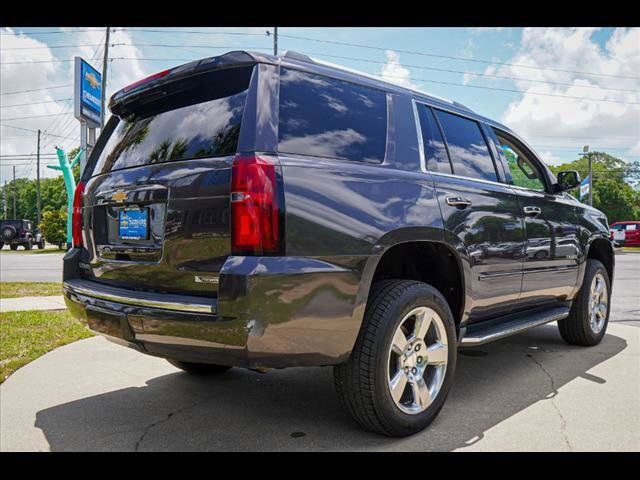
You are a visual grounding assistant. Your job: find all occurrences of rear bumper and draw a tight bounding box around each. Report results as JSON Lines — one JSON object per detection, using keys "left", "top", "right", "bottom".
{"left": 63, "top": 253, "right": 365, "bottom": 368}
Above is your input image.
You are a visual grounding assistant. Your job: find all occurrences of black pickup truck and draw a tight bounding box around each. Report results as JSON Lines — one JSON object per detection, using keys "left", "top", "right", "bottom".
{"left": 63, "top": 51, "right": 614, "bottom": 437}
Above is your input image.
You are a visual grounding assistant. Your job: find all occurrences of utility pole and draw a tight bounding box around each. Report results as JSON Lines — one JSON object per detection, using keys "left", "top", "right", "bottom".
{"left": 273, "top": 26, "right": 278, "bottom": 56}
{"left": 100, "top": 26, "right": 110, "bottom": 129}
{"left": 12, "top": 165, "right": 16, "bottom": 218}
{"left": 3, "top": 181, "right": 7, "bottom": 219}
{"left": 36, "top": 129, "right": 41, "bottom": 225}
{"left": 588, "top": 152, "right": 593, "bottom": 206}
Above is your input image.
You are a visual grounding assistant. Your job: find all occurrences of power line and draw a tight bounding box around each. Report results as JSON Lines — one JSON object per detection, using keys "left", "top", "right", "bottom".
{"left": 1, "top": 28, "right": 104, "bottom": 35}
{"left": 279, "top": 33, "right": 640, "bottom": 81}
{"left": 301, "top": 51, "right": 640, "bottom": 106}
{"left": 0, "top": 43, "right": 103, "bottom": 51}
{"left": 296, "top": 51, "right": 638, "bottom": 94}
{"left": 1, "top": 84, "right": 72, "bottom": 96}
{"left": 116, "top": 28, "right": 266, "bottom": 36}
{"left": 1, "top": 97, "right": 72, "bottom": 108}
{"left": 1, "top": 113, "right": 68, "bottom": 120}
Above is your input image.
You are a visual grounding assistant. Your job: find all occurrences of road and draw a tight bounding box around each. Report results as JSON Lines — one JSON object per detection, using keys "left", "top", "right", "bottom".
{"left": 0, "top": 253, "right": 638, "bottom": 451}
{"left": 0, "top": 251, "right": 64, "bottom": 282}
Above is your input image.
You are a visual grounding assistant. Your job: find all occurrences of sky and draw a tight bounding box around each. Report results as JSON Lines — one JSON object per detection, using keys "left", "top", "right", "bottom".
{"left": 1, "top": 27, "right": 638, "bottom": 182}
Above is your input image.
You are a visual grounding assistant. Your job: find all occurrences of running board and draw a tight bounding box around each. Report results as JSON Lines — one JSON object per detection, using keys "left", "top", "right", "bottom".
{"left": 460, "top": 306, "right": 570, "bottom": 347}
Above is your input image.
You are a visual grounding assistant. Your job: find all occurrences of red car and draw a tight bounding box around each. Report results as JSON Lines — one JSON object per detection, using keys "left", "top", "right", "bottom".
{"left": 610, "top": 221, "right": 640, "bottom": 247}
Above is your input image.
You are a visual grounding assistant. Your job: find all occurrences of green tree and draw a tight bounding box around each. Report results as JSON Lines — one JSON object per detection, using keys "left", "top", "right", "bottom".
{"left": 40, "top": 208, "right": 67, "bottom": 248}
{"left": 548, "top": 152, "right": 640, "bottom": 223}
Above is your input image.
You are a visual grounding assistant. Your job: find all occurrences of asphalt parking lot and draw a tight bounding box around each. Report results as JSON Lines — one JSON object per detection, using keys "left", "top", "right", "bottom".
{"left": 0, "top": 250, "right": 64, "bottom": 282}
{"left": 1, "top": 252, "right": 638, "bottom": 451}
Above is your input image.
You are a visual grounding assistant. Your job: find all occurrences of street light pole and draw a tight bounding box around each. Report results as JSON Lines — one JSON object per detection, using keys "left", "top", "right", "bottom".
{"left": 36, "top": 128, "right": 41, "bottom": 225}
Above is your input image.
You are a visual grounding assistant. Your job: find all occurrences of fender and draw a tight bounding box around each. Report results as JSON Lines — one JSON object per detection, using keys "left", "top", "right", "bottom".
{"left": 348, "top": 226, "right": 470, "bottom": 352}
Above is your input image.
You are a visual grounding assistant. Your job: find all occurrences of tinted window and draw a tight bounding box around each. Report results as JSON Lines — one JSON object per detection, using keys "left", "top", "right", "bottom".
{"left": 278, "top": 68, "right": 387, "bottom": 162}
{"left": 416, "top": 104, "right": 451, "bottom": 174}
{"left": 92, "top": 69, "right": 251, "bottom": 175}
{"left": 494, "top": 130, "right": 546, "bottom": 192}
{"left": 434, "top": 110, "right": 497, "bottom": 182}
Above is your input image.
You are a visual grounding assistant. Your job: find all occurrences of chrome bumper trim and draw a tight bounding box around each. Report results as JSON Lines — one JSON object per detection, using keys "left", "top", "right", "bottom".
{"left": 63, "top": 279, "right": 217, "bottom": 314}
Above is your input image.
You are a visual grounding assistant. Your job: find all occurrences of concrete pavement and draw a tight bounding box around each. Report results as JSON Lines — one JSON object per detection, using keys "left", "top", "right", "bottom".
{"left": 0, "top": 295, "right": 66, "bottom": 312}
{"left": 0, "top": 252, "right": 638, "bottom": 451}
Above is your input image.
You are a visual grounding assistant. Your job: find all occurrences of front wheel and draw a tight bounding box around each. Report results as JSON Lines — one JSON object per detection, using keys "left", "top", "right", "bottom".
{"left": 334, "top": 280, "right": 457, "bottom": 437}
{"left": 167, "top": 359, "right": 232, "bottom": 375}
{"left": 24, "top": 239, "right": 33, "bottom": 250}
{"left": 558, "top": 259, "right": 611, "bottom": 346}
{"left": 37, "top": 240, "right": 45, "bottom": 249}
{"left": 10, "top": 244, "right": 18, "bottom": 250}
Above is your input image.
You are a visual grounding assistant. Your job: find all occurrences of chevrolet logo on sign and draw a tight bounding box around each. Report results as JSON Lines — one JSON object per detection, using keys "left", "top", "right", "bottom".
{"left": 111, "top": 191, "right": 127, "bottom": 203}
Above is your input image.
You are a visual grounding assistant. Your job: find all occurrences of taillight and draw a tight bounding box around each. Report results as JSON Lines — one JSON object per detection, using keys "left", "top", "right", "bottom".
{"left": 230, "top": 154, "right": 282, "bottom": 255}
{"left": 72, "top": 182, "right": 85, "bottom": 248}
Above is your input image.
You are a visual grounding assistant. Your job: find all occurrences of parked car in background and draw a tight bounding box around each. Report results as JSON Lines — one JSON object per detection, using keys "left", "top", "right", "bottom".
{"left": 62, "top": 50, "right": 614, "bottom": 437}
{"left": 0, "top": 219, "right": 43, "bottom": 250}
{"left": 610, "top": 221, "right": 640, "bottom": 247}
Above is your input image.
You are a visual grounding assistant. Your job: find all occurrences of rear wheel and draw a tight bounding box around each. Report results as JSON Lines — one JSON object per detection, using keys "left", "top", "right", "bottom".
{"left": 10, "top": 244, "right": 18, "bottom": 250}
{"left": 167, "top": 359, "right": 232, "bottom": 375}
{"left": 0, "top": 242, "right": 3, "bottom": 249}
{"left": 334, "top": 280, "right": 457, "bottom": 437}
{"left": 558, "top": 259, "right": 610, "bottom": 346}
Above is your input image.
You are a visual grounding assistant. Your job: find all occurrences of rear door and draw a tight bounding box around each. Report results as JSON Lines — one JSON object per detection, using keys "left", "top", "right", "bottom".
{"left": 490, "top": 127, "right": 579, "bottom": 307}
{"left": 417, "top": 104, "right": 526, "bottom": 323}
{"left": 81, "top": 65, "right": 256, "bottom": 297}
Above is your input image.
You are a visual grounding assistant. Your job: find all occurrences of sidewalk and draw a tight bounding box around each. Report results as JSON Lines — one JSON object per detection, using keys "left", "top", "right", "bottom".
{"left": 0, "top": 296, "right": 66, "bottom": 313}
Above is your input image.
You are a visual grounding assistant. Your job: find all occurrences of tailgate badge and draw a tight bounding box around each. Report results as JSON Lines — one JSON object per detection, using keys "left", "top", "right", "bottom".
{"left": 195, "top": 275, "right": 219, "bottom": 285}
{"left": 111, "top": 190, "right": 127, "bottom": 203}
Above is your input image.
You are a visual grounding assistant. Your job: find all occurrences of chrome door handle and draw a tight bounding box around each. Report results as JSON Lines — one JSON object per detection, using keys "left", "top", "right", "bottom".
{"left": 523, "top": 206, "right": 542, "bottom": 216}
{"left": 445, "top": 196, "right": 472, "bottom": 208}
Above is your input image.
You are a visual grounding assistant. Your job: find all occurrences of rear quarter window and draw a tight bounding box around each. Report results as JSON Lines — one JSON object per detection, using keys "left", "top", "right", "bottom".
{"left": 278, "top": 68, "right": 387, "bottom": 163}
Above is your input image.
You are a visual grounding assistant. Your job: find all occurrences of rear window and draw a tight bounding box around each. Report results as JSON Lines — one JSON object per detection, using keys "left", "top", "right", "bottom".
{"left": 278, "top": 68, "right": 387, "bottom": 163}
{"left": 91, "top": 67, "right": 252, "bottom": 175}
{"left": 434, "top": 109, "right": 498, "bottom": 182}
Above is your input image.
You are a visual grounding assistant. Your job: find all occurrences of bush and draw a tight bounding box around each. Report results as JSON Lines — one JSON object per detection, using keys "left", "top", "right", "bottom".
{"left": 40, "top": 208, "right": 67, "bottom": 248}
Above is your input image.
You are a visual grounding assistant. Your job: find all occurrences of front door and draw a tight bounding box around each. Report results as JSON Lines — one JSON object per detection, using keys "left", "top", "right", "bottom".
{"left": 491, "top": 128, "right": 579, "bottom": 308}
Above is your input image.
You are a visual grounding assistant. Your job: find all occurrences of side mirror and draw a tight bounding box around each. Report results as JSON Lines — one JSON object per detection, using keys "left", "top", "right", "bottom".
{"left": 556, "top": 170, "right": 581, "bottom": 192}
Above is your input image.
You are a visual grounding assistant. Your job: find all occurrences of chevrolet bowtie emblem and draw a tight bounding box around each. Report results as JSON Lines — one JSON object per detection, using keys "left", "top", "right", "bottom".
{"left": 111, "top": 191, "right": 127, "bottom": 203}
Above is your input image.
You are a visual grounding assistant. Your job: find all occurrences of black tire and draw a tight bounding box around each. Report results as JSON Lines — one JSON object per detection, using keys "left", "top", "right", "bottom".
{"left": 24, "top": 239, "right": 33, "bottom": 250}
{"left": 334, "top": 280, "right": 457, "bottom": 437}
{"left": 558, "top": 259, "right": 611, "bottom": 346}
{"left": 10, "top": 244, "right": 18, "bottom": 250}
{"left": 38, "top": 240, "right": 45, "bottom": 249}
{"left": 2, "top": 225, "right": 16, "bottom": 242}
{"left": 167, "top": 359, "right": 232, "bottom": 375}
{"left": 0, "top": 242, "right": 3, "bottom": 249}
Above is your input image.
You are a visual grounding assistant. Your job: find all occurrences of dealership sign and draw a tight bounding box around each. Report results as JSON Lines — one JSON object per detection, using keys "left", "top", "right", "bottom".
{"left": 580, "top": 175, "right": 590, "bottom": 200}
{"left": 74, "top": 57, "right": 102, "bottom": 127}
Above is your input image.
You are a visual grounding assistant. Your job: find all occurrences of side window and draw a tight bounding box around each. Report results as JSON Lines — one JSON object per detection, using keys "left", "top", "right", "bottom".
{"left": 278, "top": 68, "right": 387, "bottom": 163}
{"left": 493, "top": 129, "right": 547, "bottom": 192}
{"left": 434, "top": 109, "right": 498, "bottom": 182}
{"left": 416, "top": 103, "right": 451, "bottom": 174}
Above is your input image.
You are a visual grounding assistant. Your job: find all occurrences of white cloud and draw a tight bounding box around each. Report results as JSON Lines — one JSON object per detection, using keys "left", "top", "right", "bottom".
{"left": 379, "top": 50, "right": 418, "bottom": 90}
{"left": 1, "top": 27, "right": 148, "bottom": 181}
{"left": 538, "top": 150, "right": 563, "bottom": 165}
{"left": 494, "top": 28, "right": 639, "bottom": 158}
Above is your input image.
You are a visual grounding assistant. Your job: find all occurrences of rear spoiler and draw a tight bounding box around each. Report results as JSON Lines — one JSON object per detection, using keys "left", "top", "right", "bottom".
{"left": 109, "top": 51, "right": 263, "bottom": 117}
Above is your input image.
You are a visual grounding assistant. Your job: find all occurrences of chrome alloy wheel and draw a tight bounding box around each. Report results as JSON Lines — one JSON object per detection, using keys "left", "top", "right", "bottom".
{"left": 589, "top": 273, "right": 608, "bottom": 334}
{"left": 387, "top": 307, "right": 448, "bottom": 415}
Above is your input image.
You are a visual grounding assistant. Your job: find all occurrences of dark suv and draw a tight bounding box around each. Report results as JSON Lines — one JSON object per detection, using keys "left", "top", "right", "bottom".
{"left": 62, "top": 51, "right": 614, "bottom": 437}
{"left": 1, "top": 219, "right": 44, "bottom": 250}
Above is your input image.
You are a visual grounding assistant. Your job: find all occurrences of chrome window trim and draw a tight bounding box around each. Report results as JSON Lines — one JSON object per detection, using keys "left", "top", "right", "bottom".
{"left": 63, "top": 279, "right": 217, "bottom": 314}
{"left": 427, "top": 170, "right": 516, "bottom": 190}
{"left": 411, "top": 98, "right": 427, "bottom": 173}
